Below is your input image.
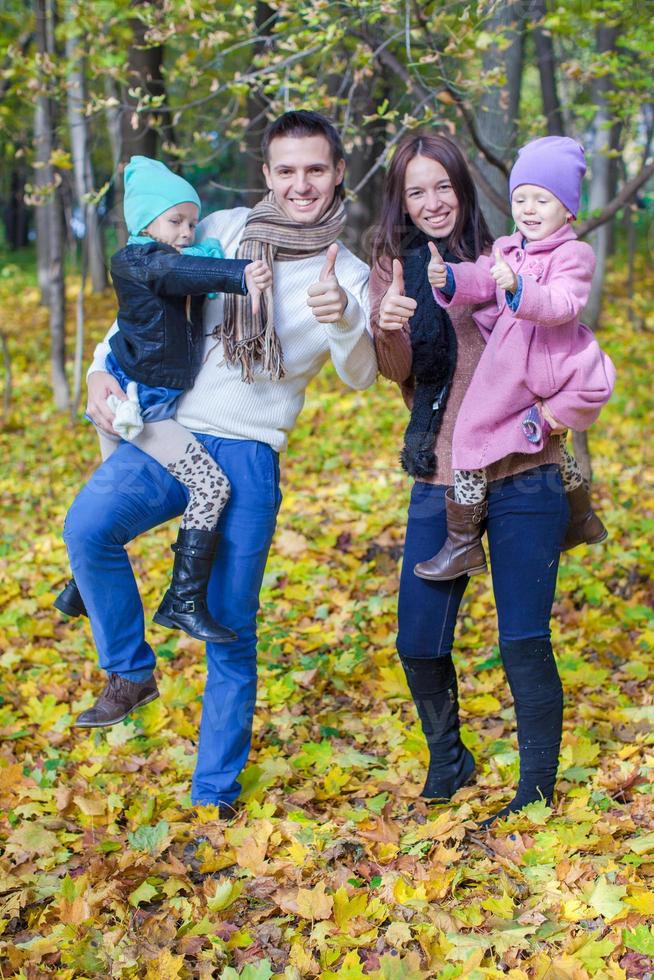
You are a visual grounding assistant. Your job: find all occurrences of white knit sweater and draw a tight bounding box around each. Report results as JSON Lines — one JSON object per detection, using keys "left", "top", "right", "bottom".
{"left": 90, "top": 207, "right": 377, "bottom": 452}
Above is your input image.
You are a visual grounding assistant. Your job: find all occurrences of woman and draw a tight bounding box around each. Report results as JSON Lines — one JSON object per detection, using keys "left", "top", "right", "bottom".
{"left": 371, "top": 134, "right": 569, "bottom": 825}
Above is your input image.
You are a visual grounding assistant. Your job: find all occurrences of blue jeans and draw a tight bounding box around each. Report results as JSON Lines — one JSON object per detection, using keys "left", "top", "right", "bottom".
{"left": 397, "top": 465, "right": 569, "bottom": 658}
{"left": 64, "top": 436, "right": 281, "bottom": 805}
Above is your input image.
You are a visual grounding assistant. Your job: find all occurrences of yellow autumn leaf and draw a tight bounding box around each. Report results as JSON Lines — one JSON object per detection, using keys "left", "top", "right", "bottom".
{"left": 6, "top": 823, "right": 59, "bottom": 857}
{"left": 206, "top": 879, "right": 244, "bottom": 912}
{"left": 144, "top": 949, "right": 185, "bottom": 980}
{"left": 296, "top": 880, "right": 333, "bottom": 920}
{"left": 626, "top": 891, "right": 654, "bottom": 915}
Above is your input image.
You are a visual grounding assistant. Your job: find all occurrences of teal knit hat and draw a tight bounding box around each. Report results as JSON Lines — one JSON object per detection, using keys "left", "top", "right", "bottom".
{"left": 123, "top": 156, "right": 201, "bottom": 235}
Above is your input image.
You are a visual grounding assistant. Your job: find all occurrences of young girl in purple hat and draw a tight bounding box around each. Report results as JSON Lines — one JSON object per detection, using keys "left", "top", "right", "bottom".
{"left": 416, "top": 136, "right": 615, "bottom": 583}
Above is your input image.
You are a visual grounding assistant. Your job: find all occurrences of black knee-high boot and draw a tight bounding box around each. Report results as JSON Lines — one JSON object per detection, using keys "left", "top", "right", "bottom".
{"left": 481, "top": 636, "right": 563, "bottom": 826}
{"left": 153, "top": 528, "right": 237, "bottom": 644}
{"left": 401, "top": 654, "right": 475, "bottom": 801}
{"left": 54, "top": 578, "right": 87, "bottom": 618}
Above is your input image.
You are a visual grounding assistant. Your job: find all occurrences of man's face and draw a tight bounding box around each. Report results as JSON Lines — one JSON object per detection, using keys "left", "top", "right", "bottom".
{"left": 262, "top": 134, "right": 345, "bottom": 224}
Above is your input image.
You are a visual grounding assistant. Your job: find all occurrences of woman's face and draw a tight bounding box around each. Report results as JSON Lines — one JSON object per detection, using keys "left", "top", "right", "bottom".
{"left": 403, "top": 155, "right": 460, "bottom": 238}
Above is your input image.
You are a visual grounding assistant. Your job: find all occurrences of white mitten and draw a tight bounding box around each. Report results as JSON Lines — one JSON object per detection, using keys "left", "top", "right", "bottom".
{"left": 107, "top": 381, "right": 144, "bottom": 441}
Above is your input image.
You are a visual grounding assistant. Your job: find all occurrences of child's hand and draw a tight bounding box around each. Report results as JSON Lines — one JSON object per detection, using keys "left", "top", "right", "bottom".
{"left": 427, "top": 241, "right": 448, "bottom": 289}
{"left": 490, "top": 248, "right": 518, "bottom": 293}
{"left": 245, "top": 260, "right": 273, "bottom": 317}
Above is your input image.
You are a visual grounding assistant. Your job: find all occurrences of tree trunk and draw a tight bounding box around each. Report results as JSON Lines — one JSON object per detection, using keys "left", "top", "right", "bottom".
{"left": 4, "top": 165, "right": 30, "bottom": 249}
{"left": 245, "top": 2, "right": 275, "bottom": 205}
{"left": 66, "top": 14, "right": 107, "bottom": 292}
{"left": 111, "top": 8, "right": 168, "bottom": 246}
{"left": 343, "top": 88, "right": 389, "bottom": 261}
{"left": 530, "top": 0, "right": 565, "bottom": 135}
{"left": 477, "top": 0, "right": 525, "bottom": 238}
{"left": 474, "top": 0, "right": 527, "bottom": 237}
{"left": 120, "top": 11, "right": 167, "bottom": 161}
{"left": 104, "top": 76, "right": 122, "bottom": 170}
{"left": 34, "top": 99, "right": 50, "bottom": 306}
{"left": 572, "top": 24, "right": 621, "bottom": 482}
{"left": 585, "top": 25, "right": 621, "bottom": 331}
{"left": 34, "top": 0, "right": 68, "bottom": 410}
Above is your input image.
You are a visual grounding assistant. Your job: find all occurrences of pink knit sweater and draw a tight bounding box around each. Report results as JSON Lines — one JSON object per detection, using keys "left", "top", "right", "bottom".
{"left": 369, "top": 261, "right": 560, "bottom": 486}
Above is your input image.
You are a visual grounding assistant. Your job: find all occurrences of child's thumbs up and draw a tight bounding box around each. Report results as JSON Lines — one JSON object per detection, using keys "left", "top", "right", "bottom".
{"left": 491, "top": 247, "right": 518, "bottom": 292}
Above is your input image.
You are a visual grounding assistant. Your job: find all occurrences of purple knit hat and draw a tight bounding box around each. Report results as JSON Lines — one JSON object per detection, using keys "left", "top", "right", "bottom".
{"left": 509, "top": 136, "right": 586, "bottom": 217}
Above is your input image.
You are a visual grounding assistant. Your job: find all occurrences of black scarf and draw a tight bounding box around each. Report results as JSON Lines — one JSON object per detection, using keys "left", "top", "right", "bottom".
{"left": 399, "top": 228, "right": 460, "bottom": 478}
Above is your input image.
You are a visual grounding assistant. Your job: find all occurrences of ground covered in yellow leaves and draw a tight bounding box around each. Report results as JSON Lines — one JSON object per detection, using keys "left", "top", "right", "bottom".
{"left": 0, "top": 259, "right": 652, "bottom": 979}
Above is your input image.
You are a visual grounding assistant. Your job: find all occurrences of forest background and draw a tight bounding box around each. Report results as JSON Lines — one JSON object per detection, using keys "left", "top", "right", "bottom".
{"left": 0, "top": 0, "right": 653, "bottom": 977}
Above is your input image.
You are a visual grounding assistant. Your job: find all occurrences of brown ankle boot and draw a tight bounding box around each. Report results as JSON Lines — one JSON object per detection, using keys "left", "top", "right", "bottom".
{"left": 73, "top": 674, "right": 159, "bottom": 728}
{"left": 414, "top": 490, "right": 488, "bottom": 582}
{"left": 562, "top": 483, "right": 608, "bottom": 552}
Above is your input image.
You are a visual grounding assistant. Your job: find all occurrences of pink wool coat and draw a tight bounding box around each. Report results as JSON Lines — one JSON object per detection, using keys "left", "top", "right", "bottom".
{"left": 436, "top": 224, "right": 616, "bottom": 471}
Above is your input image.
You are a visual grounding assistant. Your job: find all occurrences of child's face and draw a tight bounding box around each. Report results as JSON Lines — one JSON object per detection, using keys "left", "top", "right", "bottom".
{"left": 144, "top": 202, "right": 199, "bottom": 249}
{"left": 511, "top": 185, "right": 572, "bottom": 242}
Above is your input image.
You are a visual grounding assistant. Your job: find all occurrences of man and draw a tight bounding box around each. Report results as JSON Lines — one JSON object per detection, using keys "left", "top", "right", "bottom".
{"left": 63, "top": 111, "right": 377, "bottom": 813}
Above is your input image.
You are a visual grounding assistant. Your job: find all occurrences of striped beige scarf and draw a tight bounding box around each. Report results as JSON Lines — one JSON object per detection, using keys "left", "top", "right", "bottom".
{"left": 219, "top": 191, "right": 347, "bottom": 382}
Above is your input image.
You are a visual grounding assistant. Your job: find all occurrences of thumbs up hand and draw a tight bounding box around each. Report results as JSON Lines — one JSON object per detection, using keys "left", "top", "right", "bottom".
{"left": 378, "top": 258, "right": 418, "bottom": 331}
{"left": 427, "top": 242, "right": 448, "bottom": 289}
{"left": 490, "top": 247, "right": 518, "bottom": 293}
{"left": 307, "top": 243, "right": 348, "bottom": 323}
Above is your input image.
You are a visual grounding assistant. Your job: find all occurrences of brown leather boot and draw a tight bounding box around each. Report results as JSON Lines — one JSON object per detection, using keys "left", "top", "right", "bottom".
{"left": 73, "top": 673, "right": 159, "bottom": 728}
{"left": 562, "top": 483, "right": 608, "bottom": 552}
{"left": 414, "top": 489, "right": 488, "bottom": 582}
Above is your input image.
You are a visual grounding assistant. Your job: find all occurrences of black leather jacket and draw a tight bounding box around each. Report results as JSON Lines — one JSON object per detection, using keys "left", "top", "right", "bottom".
{"left": 109, "top": 242, "right": 249, "bottom": 389}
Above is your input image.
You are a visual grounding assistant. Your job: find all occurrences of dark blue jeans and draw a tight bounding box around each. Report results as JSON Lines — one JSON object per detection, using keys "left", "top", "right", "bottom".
{"left": 397, "top": 465, "right": 569, "bottom": 659}
{"left": 64, "top": 436, "right": 281, "bottom": 805}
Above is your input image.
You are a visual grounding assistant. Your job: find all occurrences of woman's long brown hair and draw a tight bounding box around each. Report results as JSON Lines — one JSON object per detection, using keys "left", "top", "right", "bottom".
{"left": 371, "top": 133, "right": 493, "bottom": 278}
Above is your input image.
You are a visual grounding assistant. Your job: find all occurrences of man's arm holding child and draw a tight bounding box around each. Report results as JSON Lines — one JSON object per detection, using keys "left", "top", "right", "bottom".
{"left": 86, "top": 324, "right": 123, "bottom": 434}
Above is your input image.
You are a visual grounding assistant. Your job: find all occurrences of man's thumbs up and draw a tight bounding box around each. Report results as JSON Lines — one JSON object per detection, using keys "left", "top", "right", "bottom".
{"left": 319, "top": 243, "right": 338, "bottom": 282}
{"left": 427, "top": 241, "right": 448, "bottom": 289}
{"left": 490, "top": 247, "right": 518, "bottom": 293}
{"left": 307, "top": 243, "right": 347, "bottom": 323}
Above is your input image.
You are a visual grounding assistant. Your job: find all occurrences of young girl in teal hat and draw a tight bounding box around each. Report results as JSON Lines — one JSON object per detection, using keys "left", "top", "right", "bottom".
{"left": 56, "top": 156, "right": 272, "bottom": 644}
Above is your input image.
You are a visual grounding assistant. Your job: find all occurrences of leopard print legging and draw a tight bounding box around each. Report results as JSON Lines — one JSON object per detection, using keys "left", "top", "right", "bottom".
{"left": 454, "top": 437, "right": 585, "bottom": 505}
{"left": 99, "top": 419, "right": 230, "bottom": 530}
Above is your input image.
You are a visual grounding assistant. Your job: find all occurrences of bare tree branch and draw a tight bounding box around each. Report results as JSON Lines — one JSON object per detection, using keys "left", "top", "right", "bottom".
{"left": 577, "top": 159, "right": 654, "bottom": 238}
{"left": 350, "top": 92, "right": 436, "bottom": 195}
{"left": 390, "top": 13, "right": 511, "bottom": 177}
{"left": 530, "top": 0, "right": 565, "bottom": 135}
{"left": 466, "top": 158, "right": 512, "bottom": 216}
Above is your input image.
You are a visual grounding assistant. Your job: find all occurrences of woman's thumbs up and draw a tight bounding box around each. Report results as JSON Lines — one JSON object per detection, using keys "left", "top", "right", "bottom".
{"left": 427, "top": 241, "right": 448, "bottom": 289}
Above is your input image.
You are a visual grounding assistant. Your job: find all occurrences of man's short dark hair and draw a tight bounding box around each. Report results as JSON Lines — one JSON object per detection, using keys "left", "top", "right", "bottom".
{"left": 262, "top": 110, "right": 345, "bottom": 167}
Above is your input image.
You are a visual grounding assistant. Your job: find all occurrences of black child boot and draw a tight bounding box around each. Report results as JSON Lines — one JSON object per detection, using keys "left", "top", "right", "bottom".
{"left": 401, "top": 654, "right": 475, "bottom": 801}
{"left": 480, "top": 637, "right": 563, "bottom": 828}
{"left": 54, "top": 578, "right": 87, "bottom": 618}
{"left": 153, "top": 528, "right": 237, "bottom": 644}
